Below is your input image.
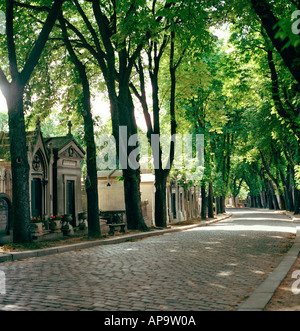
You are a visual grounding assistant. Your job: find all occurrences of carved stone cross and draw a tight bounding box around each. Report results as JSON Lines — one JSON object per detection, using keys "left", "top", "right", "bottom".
{"left": 67, "top": 121, "right": 72, "bottom": 137}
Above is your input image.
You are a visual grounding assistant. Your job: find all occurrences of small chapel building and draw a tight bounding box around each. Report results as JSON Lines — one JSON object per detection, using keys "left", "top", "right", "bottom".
{"left": 0, "top": 119, "right": 85, "bottom": 240}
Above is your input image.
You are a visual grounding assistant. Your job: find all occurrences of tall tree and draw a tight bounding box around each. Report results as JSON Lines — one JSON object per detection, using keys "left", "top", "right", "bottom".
{"left": 131, "top": 0, "right": 220, "bottom": 227}
{"left": 131, "top": 24, "right": 182, "bottom": 228}
{"left": 59, "top": 0, "right": 159, "bottom": 231}
{"left": 58, "top": 10, "right": 101, "bottom": 238}
{"left": 0, "top": 0, "right": 64, "bottom": 243}
{"left": 227, "top": 12, "right": 300, "bottom": 214}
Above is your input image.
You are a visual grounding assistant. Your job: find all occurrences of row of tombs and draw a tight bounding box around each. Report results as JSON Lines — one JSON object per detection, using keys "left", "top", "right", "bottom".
{"left": 0, "top": 121, "right": 202, "bottom": 243}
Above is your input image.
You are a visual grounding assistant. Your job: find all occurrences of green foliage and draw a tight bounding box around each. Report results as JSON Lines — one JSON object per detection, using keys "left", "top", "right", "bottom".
{"left": 0, "top": 111, "right": 8, "bottom": 132}
{"left": 295, "top": 166, "right": 300, "bottom": 190}
{"left": 1, "top": 0, "right": 298, "bottom": 211}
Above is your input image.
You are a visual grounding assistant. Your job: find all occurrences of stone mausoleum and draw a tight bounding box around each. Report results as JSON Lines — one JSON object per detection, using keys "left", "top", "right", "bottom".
{"left": 0, "top": 119, "right": 85, "bottom": 242}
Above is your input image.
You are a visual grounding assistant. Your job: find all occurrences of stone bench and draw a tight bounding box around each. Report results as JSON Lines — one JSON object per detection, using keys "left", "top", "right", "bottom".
{"left": 99, "top": 211, "right": 127, "bottom": 235}
{"left": 108, "top": 223, "right": 126, "bottom": 235}
{"left": 100, "top": 210, "right": 125, "bottom": 224}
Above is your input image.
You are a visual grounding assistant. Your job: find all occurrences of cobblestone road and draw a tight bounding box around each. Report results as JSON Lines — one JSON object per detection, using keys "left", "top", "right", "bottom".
{"left": 0, "top": 209, "right": 297, "bottom": 311}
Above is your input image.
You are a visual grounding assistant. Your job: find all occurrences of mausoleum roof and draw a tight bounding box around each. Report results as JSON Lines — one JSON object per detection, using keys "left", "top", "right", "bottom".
{"left": 44, "top": 136, "right": 85, "bottom": 155}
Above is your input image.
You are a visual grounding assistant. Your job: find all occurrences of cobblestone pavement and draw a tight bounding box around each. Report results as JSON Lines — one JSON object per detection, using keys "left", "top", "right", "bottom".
{"left": 0, "top": 209, "right": 297, "bottom": 311}
{"left": 264, "top": 256, "right": 300, "bottom": 311}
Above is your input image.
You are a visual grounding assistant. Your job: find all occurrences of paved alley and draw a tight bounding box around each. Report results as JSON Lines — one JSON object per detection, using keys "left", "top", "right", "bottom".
{"left": 0, "top": 209, "right": 297, "bottom": 311}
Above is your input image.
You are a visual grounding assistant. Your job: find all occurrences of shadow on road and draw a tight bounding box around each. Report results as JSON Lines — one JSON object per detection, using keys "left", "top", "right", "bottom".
{"left": 205, "top": 208, "right": 298, "bottom": 234}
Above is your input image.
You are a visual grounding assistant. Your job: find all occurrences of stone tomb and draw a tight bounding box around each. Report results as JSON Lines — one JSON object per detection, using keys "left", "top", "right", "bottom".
{"left": 0, "top": 196, "right": 9, "bottom": 234}
{"left": 0, "top": 119, "right": 85, "bottom": 243}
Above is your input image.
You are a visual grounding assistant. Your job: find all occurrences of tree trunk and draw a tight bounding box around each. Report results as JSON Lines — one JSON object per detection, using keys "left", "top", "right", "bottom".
{"left": 294, "top": 189, "right": 300, "bottom": 215}
{"left": 233, "top": 195, "right": 237, "bottom": 208}
{"left": 7, "top": 85, "right": 31, "bottom": 243}
{"left": 251, "top": 0, "right": 300, "bottom": 84}
{"left": 83, "top": 97, "right": 101, "bottom": 238}
{"left": 208, "top": 181, "right": 214, "bottom": 218}
{"left": 267, "top": 50, "right": 300, "bottom": 140}
{"left": 279, "top": 195, "right": 286, "bottom": 210}
{"left": 256, "top": 195, "right": 263, "bottom": 209}
{"left": 273, "top": 195, "right": 280, "bottom": 210}
{"left": 249, "top": 196, "right": 253, "bottom": 208}
{"left": 286, "top": 189, "right": 294, "bottom": 212}
{"left": 0, "top": 0, "right": 65, "bottom": 244}
{"left": 154, "top": 170, "right": 167, "bottom": 228}
{"left": 144, "top": 32, "right": 178, "bottom": 229}
{"left": 114, "top": 84, "right": 148, "bottom": 232}
{"left": 269, "top": 181, "right": 280, "bottom": 210}
{"left": 268, "top": 194, "right": 274, "bottom": 210}
{"left": 216, "top": 196, "right": 221, "bottom": 214}
{"left": 287, "top": 166, "right": 295, "bottom": 212}
{"left": 81, "top": 1, "right": 148, "bottom": 233}
{"left": 123, "top": 168, "right": 147, "bottom": 231}
{"left": 262, "top": 191, "right": 268, "bottom": 208}
{"left": 59, "top": 13, "right": 101, "bottom": 238}
{"left": 201, "top": 180, "right": 207, "bottom": 220}
{"left": 279, "top": 169, "right": 292, "bottom": 211}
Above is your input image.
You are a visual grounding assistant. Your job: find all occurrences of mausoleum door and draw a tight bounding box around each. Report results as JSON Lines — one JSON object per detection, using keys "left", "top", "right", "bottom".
{"left": 66, "top": 180, "right": 76, "bottom": 227}
{"left": 31, "top": 149, "right": 48, "bottom": 219}
{"left": 171, "top": 193, "right": 177, "bottom": 219}
{"left": 31, "top": 178, "right": 42, "bottom": 218}
{"left": 0, "top": 198, "right": 8, "bottom": 234}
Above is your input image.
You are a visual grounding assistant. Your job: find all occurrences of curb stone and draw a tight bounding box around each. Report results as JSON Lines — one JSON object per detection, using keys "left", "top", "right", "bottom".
{"left": 0, "top": 213, "right": 232, "bottom": 263}
{"left": 238, "top": 222, "right": 300, "bottom": 311}
{"left": 281, "top": 211, "right": 300, "bottom": 223}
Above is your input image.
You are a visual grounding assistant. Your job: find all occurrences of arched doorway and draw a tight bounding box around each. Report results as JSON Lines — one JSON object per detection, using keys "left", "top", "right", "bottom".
{"left": 31, "top": 150, "right": 47, "bottom": 218}
{"left": 0, "top": 194, "right": 12, "bottom": 235}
